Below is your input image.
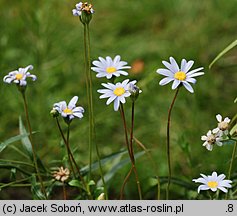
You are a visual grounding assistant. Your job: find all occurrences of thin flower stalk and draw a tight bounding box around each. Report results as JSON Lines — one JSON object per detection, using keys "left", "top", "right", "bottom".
{"left": 166, "top": 87, "right": 180, "bottom": 199}
{"left": 55, "top": 118, "right": 87, "bottom": 191}
{"left": 21, "top": 92, "right": 47, "bottom": 198}
{"left": 83, "top": 22, "right": 107, "bottom": 199}
{"left": 226, "top": 139, "right": 237, "bottom": 199}
{"left": 63, "top": 183, "right": 67, "bottom": 200}
{"left": 119, "top": 104, "right": 142, "bottom": 200}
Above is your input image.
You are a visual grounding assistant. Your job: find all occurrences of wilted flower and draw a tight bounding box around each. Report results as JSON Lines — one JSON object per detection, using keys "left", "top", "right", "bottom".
{"left": 156, "top": 57, "right": 204, "bottom": 93}
{"left": 215, "top": 114, "right": 231, "bottom": 136}
{"left": 72, "top": 2, "right": 94, "bottom": 16}
{"left": 97, "top": 79, "right": 136, "bottom": 111}
{"left": 53, "top": 167, "right": 70, "bottom": 182}
{"left": 91, "top": 55, "right": 131, "bottom": 79}
{"left": 201, "top": 128, "right": 223, "bottom": 151}
{"left": 53, "top": 96, "right": 84, "bottom": 122}
{"left": 192, "top": 172, "right": 232, "bottom": 193}
{"left": 3, "top": 65, "right": 36, "bottom": 86}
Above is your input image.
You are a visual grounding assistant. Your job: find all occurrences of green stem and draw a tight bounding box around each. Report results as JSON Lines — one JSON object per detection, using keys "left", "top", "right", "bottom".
{"left": 83, "top": 23, "right": 92, "bottom": 181}
{"left": 166, "top": 87, "right": 180, "bottom": 200}
{"left": 55, "top": 118, "right": 76, "bottom": 178}
{"left": 21, "top": 92, "right": 47, "bottom": 198}
{"left": 130, "top": 102, "right": 142, "bottom": 199}
{"left": 226, "top": 139, "right": 237, "bottom": 199}
{"left": 55, "top": 118, "right": 88, "bottom": 195}
{"left": 119, "top": 104, "right": 142, "bottom": 200}
{"left": 84, "top": 23, "right": 107, "bottom": 199}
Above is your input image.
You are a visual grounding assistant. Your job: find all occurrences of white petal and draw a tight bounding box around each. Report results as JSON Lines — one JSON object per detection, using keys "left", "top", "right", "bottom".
{"left": 216, "top": 114, "right": 222, "bottom": 122}
{"left": 156, "top": 68, "right": 173, "bottom": 77}
{"left": 106, "top": 95, "right": 116, "bottom": 105}
{"left": 198, "top": 185, "right": 209, "bottom": 193}
{"left": 218, "top": 186, "right": 228, "bottom": 193}
{"left": 182, "top": 81, "right": 194, "bottom": 93}
{"left": 188, "top": 72, "right": 204, "bottom": 78}
{"left": 68, "top": 96, "right": 78, "bottom": 109}
{"left": 113, "top": 55, "right": 121, "bottom": 64}
{"left": 172, "top": 79, "right": 180, "bottom": 89}
{"left": 169, "top": 57, "right": 180, "bottom": 72}
{"left": 186, "top": 67, "right": 204, "bottom": 76}
{"left": 224, "top": 117, "right": 231, "bottom": 123}
{"left": 182, "top": 60, "right": 194, "bottom": 72}
{"left": 185, "top": 77, "right": 196, "bottom": 84}
{"left": 159, "top": 77, "right": 174, "bottom": 86}
{"left": 180, "top": 59, "right": 187, "bottom": 71}
{"left": 114, "top": 98, "right": 120, "bottom": 111}
{"left": 201, "top": 135, "right": 207, "bottom": 141}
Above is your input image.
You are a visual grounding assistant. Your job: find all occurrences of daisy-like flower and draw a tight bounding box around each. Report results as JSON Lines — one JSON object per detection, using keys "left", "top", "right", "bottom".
{"left": 97, "top": 79, "right": 136, "bottom": 111}
{"left": 52, "top": 167, "right": 70, "bottom": 182}
{"left": 215, "top": 114, "right": 231, "bottom": 136}
{"left": 91, "top": 55, "right": 131, "bottom": 79}
{"left": 72, "top": 2, "right": 94, "bottom": 16}
{"left": 192, "top": 172, "right": 232, "bottom": 193}
{"left": 3, "top": 65, "right": 36, "bottom": 86}
{"left": 201, "top": 128, "right": 223, "bottom": 151}
{"left": 156, "top": 57, "right": 204, "bottom": 93}
{"left": 53, "top": 96, "right": 84, "bottom": 121}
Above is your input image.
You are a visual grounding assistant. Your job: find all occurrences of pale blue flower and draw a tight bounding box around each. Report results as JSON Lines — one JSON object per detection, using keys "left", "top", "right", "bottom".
{"left": 53, "top": 96, "right": 84, "bottom": 120}
{"left": 97, "top": 79, "right": 136, "bottom": 111}
{"left": 156, "top": 57, "right": 204, "bottom": 93}
{"left": 3, "top": 65, "right": 36, "bottom": 86}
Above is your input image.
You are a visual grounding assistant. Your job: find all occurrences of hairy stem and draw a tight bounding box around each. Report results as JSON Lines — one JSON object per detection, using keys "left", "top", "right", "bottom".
{"left": 166, "top": 87, "right": 180, "bottom": 200}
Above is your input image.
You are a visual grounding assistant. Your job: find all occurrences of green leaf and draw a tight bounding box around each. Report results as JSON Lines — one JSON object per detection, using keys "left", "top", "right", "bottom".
{"left": 68, "top": 179, "right": 84, "bottom": 190}
{"left": 30, "top": 174, "right": 46, "bottom": 200}
{"left": 19, "top": 116, "right": 47, "bottom": 173}
{"left": 230, "top": 124, "right": 237, "bottom": 136}
{"left": 0, "top": 161, "right": 31, "bottom": 176}
{"left": 97, "top": 151, "right": 145, "bottom": 186}
{"left": 19, "top": 116, "right": 33, "bottom": 160}
{"left": 209, "top": 39, "right": 237, "bottom": 69}
{"left": 0, "top": 133, "right": 31, "bottom": 153}
{"left": 222, "top": 139, "right": 236, "bottom": 145}
{"left": 80, "top": 149, "right": 127, "bottom": 175}
{"left": 234, "top": 97, "right": 237, "bottom": 103}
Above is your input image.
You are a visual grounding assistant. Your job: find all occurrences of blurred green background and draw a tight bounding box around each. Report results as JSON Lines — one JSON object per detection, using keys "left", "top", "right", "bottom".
{"left": 0, "top": 0, "right": 236, "bottom": 199}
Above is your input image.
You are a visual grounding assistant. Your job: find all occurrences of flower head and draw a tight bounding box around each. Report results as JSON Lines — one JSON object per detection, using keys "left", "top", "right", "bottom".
{"left": 3, "top": 65, "right": 36, "bottom": 86}
{"left": 192, "top": 172, "right": 232, "bottom": 193}
{"left": 72, "top": 2, "right": 94, "bottom": 16}
{"left": 156, "top": 57, "right": 204, "bottom": 93}
{"left": 215, "top": 114, "right": 231, "bottom": 136}
{"left": 53, "top": 96, "right": 84, "bottom": 122}
{"left": 201, "top": 128, "right": 223, "bottom": 151}
{"left": 52, "top": 167, "right": 70, "bottom": 182}
{"left": 97, "top": 79, "right": 136, "bottom": 111}
{"left": 91, "top": 55, "right": 131, "bottom": 79}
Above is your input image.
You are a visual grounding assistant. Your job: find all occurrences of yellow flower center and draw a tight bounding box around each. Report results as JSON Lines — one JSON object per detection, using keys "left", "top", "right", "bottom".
{"left": 106, "top": 67, "right": 117, "bottom": 74}
{"left": 114, "top": 87, "right": 125, "bottom": 96}
{"left": 174, "top": 71, "right": 186, "bottom": 81}
{"left": 63, "top": 108, "right": 73, "bottom": 114}
{"left": 15, "top": 73, "right": 23, "bottom": 80}
{"left": 207, "top": 181, "right": 218, "bottom": 188}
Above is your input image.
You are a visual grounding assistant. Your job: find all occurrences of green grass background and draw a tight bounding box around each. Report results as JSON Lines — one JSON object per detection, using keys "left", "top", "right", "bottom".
{"left": 0, "top": 0, "right": 236, "bottom": 199}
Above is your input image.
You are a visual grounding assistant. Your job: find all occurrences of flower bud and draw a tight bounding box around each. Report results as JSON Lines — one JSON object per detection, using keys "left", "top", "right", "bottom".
{"left": 50, "top": 108, "right": 59, "bottom": 118}
{"left": 97, "top": 193, "right": 105, "bottom": 200}
{"left": 129, "top": 83, "right": 142, "bottom": 102}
